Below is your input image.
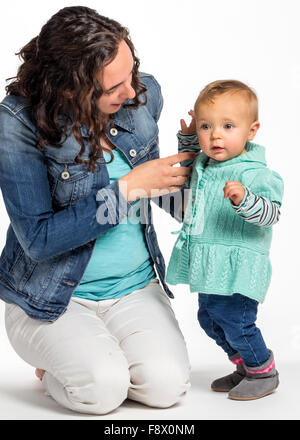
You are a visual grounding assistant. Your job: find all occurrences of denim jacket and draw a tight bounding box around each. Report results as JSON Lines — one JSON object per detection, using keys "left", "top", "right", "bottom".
{"left": 0, "top": 73, "right": 181, "bottom": 321}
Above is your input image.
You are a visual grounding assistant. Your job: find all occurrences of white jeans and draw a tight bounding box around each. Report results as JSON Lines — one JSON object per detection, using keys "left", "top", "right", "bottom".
{"left": 5, "top": 279, "right": 190, "bottom": 415}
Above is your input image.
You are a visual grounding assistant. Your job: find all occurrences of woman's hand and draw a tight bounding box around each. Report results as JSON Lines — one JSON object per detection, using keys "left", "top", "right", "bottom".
{"left": 180, "top": 109, "right": 196, "bottom": 135}
{"left": 223, "top": 181, "right": 245, "bottom": 206}
{"left": 119, "top": 152, "right": 196, "bottom": 202}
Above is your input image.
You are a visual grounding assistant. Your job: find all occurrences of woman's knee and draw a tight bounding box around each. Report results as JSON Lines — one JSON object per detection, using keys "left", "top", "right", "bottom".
{"left": 129, "top": 360, "right": 190, "bottom": 408}
{"left": 48, "top": 367, "right": 130, "bottom": 415}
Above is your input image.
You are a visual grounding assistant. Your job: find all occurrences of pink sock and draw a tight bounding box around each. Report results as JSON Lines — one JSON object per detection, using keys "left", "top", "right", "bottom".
{"left": 230, "top": 356, "right": 243, "bottom": 365}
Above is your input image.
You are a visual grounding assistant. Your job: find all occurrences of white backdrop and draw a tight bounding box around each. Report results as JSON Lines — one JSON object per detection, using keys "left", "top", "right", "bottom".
{"left": 0, "top": 0, "right": 299, "bottom": 420}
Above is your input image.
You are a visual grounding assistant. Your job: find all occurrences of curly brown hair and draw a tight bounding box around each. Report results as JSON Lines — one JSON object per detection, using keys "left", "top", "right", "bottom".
{"left": 6, "top": 6, "right": 147, "bottom": 172}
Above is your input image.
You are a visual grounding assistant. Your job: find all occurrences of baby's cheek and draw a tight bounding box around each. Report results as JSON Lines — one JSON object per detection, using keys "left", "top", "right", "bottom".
{"left": 197, "top": 135, "right": 209, "bottom": 150}
{"left": 231, "top": 134, "right": 248, "bottom": 150}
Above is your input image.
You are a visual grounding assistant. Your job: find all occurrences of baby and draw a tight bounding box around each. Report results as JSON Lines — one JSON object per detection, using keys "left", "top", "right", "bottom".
{"left": 166, "top": 80, "right": 284, "bottom": 400}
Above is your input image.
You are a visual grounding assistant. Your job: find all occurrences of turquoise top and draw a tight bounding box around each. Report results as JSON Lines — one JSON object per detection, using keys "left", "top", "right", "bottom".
{"left": 166, "top": 142, "right": 284, "bottom": 303}
{"left": 73, "top": 149, "right": 154, "bottom": 301}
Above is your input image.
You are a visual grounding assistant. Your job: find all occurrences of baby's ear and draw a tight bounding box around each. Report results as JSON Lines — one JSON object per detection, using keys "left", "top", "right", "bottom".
{"left": 248, "top": 121, "right": 260, "bottom": 140}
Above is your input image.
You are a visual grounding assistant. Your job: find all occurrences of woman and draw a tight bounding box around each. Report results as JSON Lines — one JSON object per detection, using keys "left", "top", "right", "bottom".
{"left": 0, "top": 6, "right": 194, "bottom": 415}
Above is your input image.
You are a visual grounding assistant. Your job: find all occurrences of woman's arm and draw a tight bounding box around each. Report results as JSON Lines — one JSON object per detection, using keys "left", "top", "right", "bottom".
{"left": 0, "top": 107, "right": 194, "bottom": 261}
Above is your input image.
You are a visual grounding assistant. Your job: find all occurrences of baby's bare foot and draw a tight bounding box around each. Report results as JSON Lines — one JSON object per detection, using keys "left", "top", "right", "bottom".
{"left": 35, "top": 368, "right": 46, "bottom": 381}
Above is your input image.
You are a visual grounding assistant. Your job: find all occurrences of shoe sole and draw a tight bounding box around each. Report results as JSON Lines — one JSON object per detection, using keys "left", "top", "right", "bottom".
{"left": 228, "top": 388, "right": 277, "bottom": 401}
{"left": 211, "top": 386, "right": 231, "bottom": 393}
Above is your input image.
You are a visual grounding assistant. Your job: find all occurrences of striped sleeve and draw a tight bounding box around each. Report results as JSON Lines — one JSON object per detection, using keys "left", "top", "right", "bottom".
{"left": 177, "top": 132, "right": 200, "bottom": 167}
{"left": 231, "top": 186, "right": 281, "bottom": 227}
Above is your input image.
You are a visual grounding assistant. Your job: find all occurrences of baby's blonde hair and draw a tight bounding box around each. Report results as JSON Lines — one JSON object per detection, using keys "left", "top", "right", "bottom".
{"left": 194, "top": 79, "right": 258, "bottom": 121}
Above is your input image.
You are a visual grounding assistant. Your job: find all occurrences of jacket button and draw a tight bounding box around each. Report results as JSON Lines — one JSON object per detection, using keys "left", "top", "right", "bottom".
{"left": 61, "top": 164, "right": 70, "bottom": 180}
{"left": 61, "top": 171, "right": 70, "bottom": 180}
{"left": 110, "top": 128, "right": 118, "bottom": 136}
{"left": 156, "top": 256, "right": 160, "bottom": 264}
{"left": 147, "top": 226, "right": 151, "bottom": 233}
{"left": 129, "top": 149, "right": 137, "bottom": 157}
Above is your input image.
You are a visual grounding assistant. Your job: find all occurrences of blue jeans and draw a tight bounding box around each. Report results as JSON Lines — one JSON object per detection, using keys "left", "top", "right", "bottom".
{"left": 198, "top": 293, "right": 270, "bottom": 367}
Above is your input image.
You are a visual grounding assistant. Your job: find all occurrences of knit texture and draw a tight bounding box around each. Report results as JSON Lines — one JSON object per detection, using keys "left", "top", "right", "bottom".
{"left": 166, "top": 142, "right": 284, "bottom": 303}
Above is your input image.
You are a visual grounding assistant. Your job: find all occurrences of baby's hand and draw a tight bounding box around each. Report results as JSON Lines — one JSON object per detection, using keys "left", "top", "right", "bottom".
{"left": 180, "top": 110, "right": 196, "bottom": 135}
{"left": 223, "top": 181, "right": 245, "bottom": 206}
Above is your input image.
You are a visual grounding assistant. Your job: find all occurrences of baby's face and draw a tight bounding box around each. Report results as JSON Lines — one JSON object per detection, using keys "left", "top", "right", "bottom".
{"left": 195, "top": 92, "right": 259, "bottom": 162}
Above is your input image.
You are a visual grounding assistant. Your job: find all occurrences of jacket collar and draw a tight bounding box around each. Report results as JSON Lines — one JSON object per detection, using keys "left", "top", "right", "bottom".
{"left": 111, "top": 102, "right": 135, "bottom": 132}
{"left": 79, "top": 102, "right": 135, "bottom": 138}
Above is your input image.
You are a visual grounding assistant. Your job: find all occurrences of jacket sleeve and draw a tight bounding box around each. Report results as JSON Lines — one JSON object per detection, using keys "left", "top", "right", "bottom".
{"left": 140, "top": 75, "right": 188, "bottom": 222}
{"left": 0, "top": 107, "right": 132, "bottom": 262}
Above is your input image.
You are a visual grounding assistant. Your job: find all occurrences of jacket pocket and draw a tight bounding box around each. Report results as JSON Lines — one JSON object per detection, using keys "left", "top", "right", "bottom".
{"left": 8, "top": 243, "right": 26, "bottom": 275}
{"left": 47, "top": 160, "right": 94, "bottom": 207}
{"left": 6, "top": 243, "right": 37, "bottom": 293}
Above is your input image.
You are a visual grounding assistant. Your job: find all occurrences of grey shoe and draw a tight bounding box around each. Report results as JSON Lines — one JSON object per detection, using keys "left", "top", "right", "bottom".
{"left": 228, "top": 350, "right": 279, "bottom": 401}
{"left": 211, "top": 353, "right": 246, "bottom": 392}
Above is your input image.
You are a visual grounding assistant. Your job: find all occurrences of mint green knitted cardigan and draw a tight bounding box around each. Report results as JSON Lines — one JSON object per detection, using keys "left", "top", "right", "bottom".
{"left": 166, "top": 142, "right": 284, "bottom": 303}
